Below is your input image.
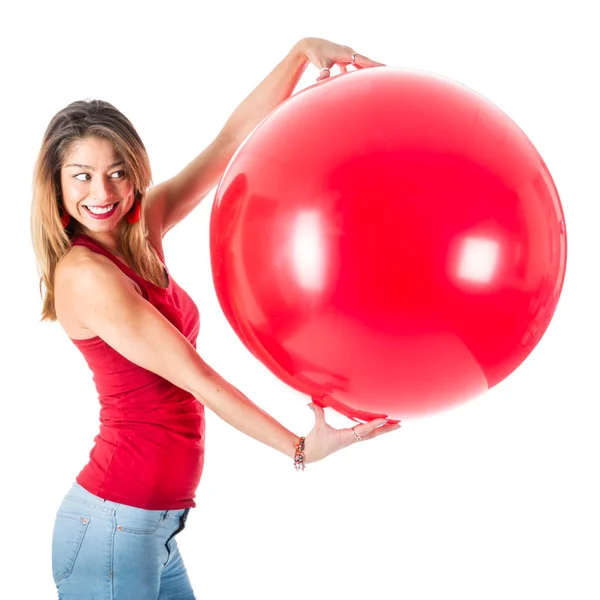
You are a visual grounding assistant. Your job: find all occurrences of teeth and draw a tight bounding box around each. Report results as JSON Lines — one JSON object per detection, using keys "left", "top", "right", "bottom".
{"left": 86, "top": 203, "right": 116, "bottom": 215}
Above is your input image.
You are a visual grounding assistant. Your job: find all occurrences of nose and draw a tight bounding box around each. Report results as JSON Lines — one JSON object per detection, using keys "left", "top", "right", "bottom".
{"left": 90, "top": 176, "right": 112, "bottom": 202}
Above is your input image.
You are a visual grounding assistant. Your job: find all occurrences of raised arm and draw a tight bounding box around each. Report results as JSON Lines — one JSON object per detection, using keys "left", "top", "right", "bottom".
{"left": 55, "top": 250, "right": 400, "bottom": 465}
{"left": 144, "top": 37, "right": 384, "bottom": 239}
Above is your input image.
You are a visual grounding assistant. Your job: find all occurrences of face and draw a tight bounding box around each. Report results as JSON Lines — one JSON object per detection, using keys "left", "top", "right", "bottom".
{"left": 60, "top": 136, "right": 135, "bottom": 235}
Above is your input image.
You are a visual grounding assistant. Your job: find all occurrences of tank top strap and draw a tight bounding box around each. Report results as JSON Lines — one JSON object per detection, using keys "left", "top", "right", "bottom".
{"left": 71, "top": 234, "right": 149, "bottom": 299}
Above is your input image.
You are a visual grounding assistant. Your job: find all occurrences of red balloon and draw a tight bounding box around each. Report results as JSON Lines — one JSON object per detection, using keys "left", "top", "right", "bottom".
{"left": 210, "top": 68, "right": 567, "bottom": 420}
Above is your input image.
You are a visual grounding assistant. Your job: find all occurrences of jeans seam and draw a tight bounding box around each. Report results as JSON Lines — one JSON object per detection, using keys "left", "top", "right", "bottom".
{"left": 117, "top": 524, "right": 163, "bottom": 535}
{"left": 110, "top": 511, "right": 116, "bottom": 600}
{"left": 64, "top": 495, "right": 117, "bottom": 515}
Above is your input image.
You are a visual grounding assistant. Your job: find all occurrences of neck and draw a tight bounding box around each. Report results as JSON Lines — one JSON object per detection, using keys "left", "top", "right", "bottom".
{"left": 78, "top": 225, "right": 125, "bottom": 258}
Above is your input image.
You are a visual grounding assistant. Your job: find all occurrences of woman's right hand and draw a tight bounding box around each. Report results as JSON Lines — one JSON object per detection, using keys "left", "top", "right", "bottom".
{"left": 303, "top": 403, "right": 401, "bottom": 464}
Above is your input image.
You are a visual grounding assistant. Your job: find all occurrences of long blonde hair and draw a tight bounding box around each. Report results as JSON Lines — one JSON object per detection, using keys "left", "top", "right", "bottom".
{"left": 31, "top": 99, "right": 166, "bottom": 321}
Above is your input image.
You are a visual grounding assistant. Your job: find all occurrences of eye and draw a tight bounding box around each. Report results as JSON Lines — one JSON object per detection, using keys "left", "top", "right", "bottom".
{"left": 110, "top": 170, "right": 127, "bottom": 179}
{"left": 74, "top": 173, "right": 91, "bottom": 181}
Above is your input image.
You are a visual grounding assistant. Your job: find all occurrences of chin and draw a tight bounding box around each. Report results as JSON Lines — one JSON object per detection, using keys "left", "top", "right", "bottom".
{"left": 79, "top": 215, "right": 125, "bottom": 234}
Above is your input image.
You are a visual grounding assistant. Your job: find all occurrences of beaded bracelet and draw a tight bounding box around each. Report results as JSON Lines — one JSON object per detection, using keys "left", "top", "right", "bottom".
{"left": 294, "top": 436, "right": 306, "bottom": 471}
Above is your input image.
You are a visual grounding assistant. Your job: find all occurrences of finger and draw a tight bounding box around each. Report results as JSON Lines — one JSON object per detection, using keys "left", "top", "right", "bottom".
{"left": 359, "top": 422, "right": 401, "bottom": 442}
{"left": 316, "top": 65, "right": 332, "bottom": 81}
{"left": 352, "top": 53, "right": 386, "bottom": 69}
{"left": 308, "top": 402, "right": 326, "bottom": 424}
{"left": 339, "top": 64, "right": 348, "bottom": 74}
{"left": 310, "top": 53, "right": 336, "bottom": 81}
{"left": 354, "top": 417, "right": 389, "bottom": 438}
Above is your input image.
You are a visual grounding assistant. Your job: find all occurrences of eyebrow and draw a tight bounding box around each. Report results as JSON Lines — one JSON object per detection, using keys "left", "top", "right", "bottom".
{"left": 64, "top": 160, "right": 125, "bottom": 170}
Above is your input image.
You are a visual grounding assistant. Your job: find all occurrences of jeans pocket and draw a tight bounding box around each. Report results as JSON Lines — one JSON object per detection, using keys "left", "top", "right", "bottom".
{"left": 115, "top": 509, "right": 166, "bottom": 535}
{"left": 52, "top": 513, "right": 91, "bottom": 584}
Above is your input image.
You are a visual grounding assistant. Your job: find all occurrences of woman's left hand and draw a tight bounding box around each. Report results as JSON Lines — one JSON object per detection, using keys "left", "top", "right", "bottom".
{"left": 298, "top": 37, "right": 386, "bottom": 81}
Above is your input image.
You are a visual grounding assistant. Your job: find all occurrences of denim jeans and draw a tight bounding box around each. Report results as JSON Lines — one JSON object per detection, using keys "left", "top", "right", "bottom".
{"left": 51, "top": 482, "right": 196, "bottom": 599}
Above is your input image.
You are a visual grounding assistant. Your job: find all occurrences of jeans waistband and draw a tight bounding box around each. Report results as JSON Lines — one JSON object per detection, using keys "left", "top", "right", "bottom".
{"left": 64, "top": 482, "right": 190, "bottom": 521}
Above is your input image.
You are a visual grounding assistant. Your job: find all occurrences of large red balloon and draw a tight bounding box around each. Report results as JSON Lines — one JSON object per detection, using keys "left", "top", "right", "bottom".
{"left": 210, "top": 67, "right": 567, "bottom": 421}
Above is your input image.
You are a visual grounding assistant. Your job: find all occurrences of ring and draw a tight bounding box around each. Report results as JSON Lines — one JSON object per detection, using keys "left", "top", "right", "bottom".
{"left": 351, "top": 52, "right": 357, "bottom": 66}
{"left": 352, "top": 426, "right": 362, "bottom": 441}
{"left": 320, "top": 66, "right": 331, "bottom": 73}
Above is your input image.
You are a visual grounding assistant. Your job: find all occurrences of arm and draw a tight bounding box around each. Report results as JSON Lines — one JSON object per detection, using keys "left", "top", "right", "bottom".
{"left": 56, "top": 251, "right": 399, "bottom": 463}
{"left": 56, "top": 250, "right": 299, "bottom": 459}
{"left": 145, "top": 38, "right": 383, "bottom": 238}
{"left": 145, "top": 40, "right": 309, "bottom": 239}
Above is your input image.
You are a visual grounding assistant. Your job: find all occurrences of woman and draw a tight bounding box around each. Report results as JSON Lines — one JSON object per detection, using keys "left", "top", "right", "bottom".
{"left": 31, "top": 37, "right": 400, "bottom": 599}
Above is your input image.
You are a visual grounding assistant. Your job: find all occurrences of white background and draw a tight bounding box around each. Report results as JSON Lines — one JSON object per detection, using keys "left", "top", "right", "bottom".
{"left": 1, "top": 1, "right": 598, "bottom": 598}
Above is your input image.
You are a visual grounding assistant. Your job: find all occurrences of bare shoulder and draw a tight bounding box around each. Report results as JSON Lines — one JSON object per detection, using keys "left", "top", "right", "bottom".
{"left": 55, "top": 246, "right": 142, "bottom": 338}
{"left": 56, "top": 245, "right": 119, "bottom": 291}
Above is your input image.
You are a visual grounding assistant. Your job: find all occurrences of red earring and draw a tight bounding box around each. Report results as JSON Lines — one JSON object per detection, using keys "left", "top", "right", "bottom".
{"left": 58, "top": 205, "right": 70, "bottom": 228}
{"left": 126, "top": 196, "right": 141, "bottom": 224}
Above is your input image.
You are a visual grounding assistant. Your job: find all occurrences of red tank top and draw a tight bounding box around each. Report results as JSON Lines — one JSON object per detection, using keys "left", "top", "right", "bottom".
{"left": 70, "top": 233, "right": 205, "bottom": 510}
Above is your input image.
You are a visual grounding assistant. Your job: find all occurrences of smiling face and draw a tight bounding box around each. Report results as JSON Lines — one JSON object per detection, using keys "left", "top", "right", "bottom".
{"left": 60, "top": 136, "right": 135, "bottom": 237}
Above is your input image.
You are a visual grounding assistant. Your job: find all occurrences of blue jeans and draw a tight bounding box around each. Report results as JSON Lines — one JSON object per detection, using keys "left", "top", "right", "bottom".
{"left": 51, "top": 482, "right": 196, "bottom": 599}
